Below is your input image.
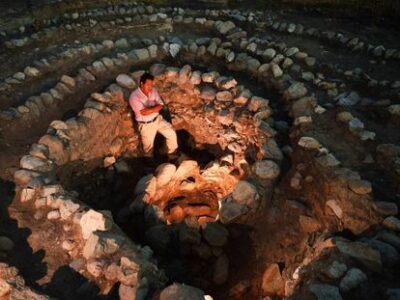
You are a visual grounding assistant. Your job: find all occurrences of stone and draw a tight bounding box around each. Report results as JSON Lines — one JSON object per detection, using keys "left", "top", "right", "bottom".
{"left": 79, "top": 68, "right": 96, "bottom": 81}
{"left": 14, "top": 169, "right": 41, "bottom": 187}
{"left": 116, "top": 74, "right": 136, "bottom": 89}
{"left": 60, "top": 75, "right": 76, "bottom": 88}
{"left": 261, "top": 139, "right": 283, "bottom": 161}
{"left": 179, "top": 224, "right": 201, "bottom": 245}
{"left": 322, "top": 260, "right": 347, "bottom": 279}
{"left": 200, "top": 86, "right": 216, "bottom": 101}
{"left": 17, "top": 105, "right": 29, "bottom": 113}
{"left": 348, "top": 118, "right": 364, "bottom": 134}
{"left": 309, "top": 283, "right": 342, "bottom": 300}
{"left": 173, "top": 160, "right": 199, "bottom": 180}
{"left": 80, "top": 209, "right": 113, "bottom": 239}
{"left": 220, "top": 78, "right": 237, "bottom": 90}
{"left": 226, "top": 51, "right": 235, "bottom": 62}
{"left": 326, "top": 200, "right": 343, "bottom": 219}
{"left": 155, "top": 163, "right": 176, "bottom": 187}
{"left": 388, "top": 104, "right": 400, "bottom": 116}
{"left": 305, "top": 57, "right": 316, "bottom": 67}
{"left": 247, "top": 58, "right": 261, "bottom": 74}
{"left": 298, "top": 137, "right": 321, "bottom": 150}
{"left": 263, "top": 48, "right": 276, "bottom": 60}
{"left": 218, "top": 21, "right": 235, "bottom": 35}
{"left": 0, "top": 236, "right": 14, "bottom": 251}
{"left": 219, "top": 200, "right": 247, "bottom": 224}
{"left": 216, "top": 91, "right": 233, "bottom": 102}
{"left": 130, "top": 48, "right": 149, "bottom": 61}
{"left": 59, "top": 198, "right": 80, "bottom": 219}
{"left": 159, "top": 283, "right": 204, "bottom": 300}
{"left": 178, "top": 64, "right": 192, "bottom": 82}
{"left": 134, "top": 175, "right": 156, "bottom": 196}
{"left": 86, "top": 259, "right": 105, "bottom": 277}
{"left": 213, "top": 254, "right": 229, "bottom": 285}
{"left": 270, "top": 63, "right": 283, "bottom": 78}
{"left": 363, "top": 239, "right": 400, "bottom": 267}
{"left": 38, "top": 135, "right": 65, "bottom": 163}
{"left": 83, "top": 232, "right": 121, "bottom": 259}
{"left": 13, "top": 71, "right": 25, "bottom": 81}
{"left": 339, "top": 268, "right": 367, "bottom": 292}
{"left": 47, "top": 210, "right": 60, "bottom": 220}
{"left": 283, "top": 82, "right": 308, "bottom": 100}
{"left": 115, "top": 38, "right": 129, "bottom": 48}
{"left": 90, "top": 61, "right": 107, "bottom": 74}
{"left": 252, "top": 160, "right": 280, "bottom": 180}
{"left": 261, "top": 263, "right": 284, "bottom": 296}
{"left": 102, "top": 40, "right": 114, "bottom": 49}
{"left": 202, "top": 72, "right": 219, "bottom": 83}
{"left": 383, "top": 217, "right": 400, "bottom": 232}
{"left": 150, "top": 63, "right": 166, "bottom": 76}
{"left": 348, "top": 179, "right": 372, "bottom": 194}
{"left": 337, "top": 91, "right": 361, "bottom": 106}
{"left": 334, "top": 238, "right": 382, "bottom": 272}
{"left": 373, "top": 45, "right": 385, "bottom": 57}
{"left": 373, "top": 202, "right": 398, "bottom": 216}
{"left": 301, "top": 71, "right": 315, "bottom": 81}
{"left": 104, "top": 156, "right": 116, "bottom": 167}
{"left": 291, "top": 96, "right": 317, "bottom": 118}
{"left": 62, "top": 239, "right": 76, "bottom": 251}
{"left": 287, "top": 23, "right": 296, "bottom": 32}
{"left": 101, "top": 57, "right": 114, "bottom": 70}
{"left": 376, "top": 230, "right": 400, "bottom": 251}
{"left": 282, "top": 57, "right": 294, "bottom": 69}
{"left": 337, "top": 111, "right": 353, "bottom": 123}
{"left": 232, "top": 181, "right": 259, "bottom": 207}
{"left": 316, "top": 153, "right": 340, "bottom": 167}
{"left": 0, "top": 279, "right": 11, "bottom": 297}
{"left": 203, "top": 222, "right": 229, "bottom": 247}
{"left": 189, "top": 71, "right": 202, "bottom": 85}
{"left": 24, "top": 66, "right": 40, "bottom": 77}
{"left": 248, "top": 96, "right": 269, "bottom": 112}
{"left": 169, "top": 43, "right": 181, "bottom": 58}
{"left": 285, "top": 47, "right": 299, "bottom": 56}
{"left": 20, "top": 155, "right": 53, "bottom": 172}
{"left": 20, "top": 188, "right": 36, "bottom": 202}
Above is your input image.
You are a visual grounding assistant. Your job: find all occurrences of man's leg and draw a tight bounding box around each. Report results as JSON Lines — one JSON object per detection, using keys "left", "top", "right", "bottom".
{"left": 157, "top": 116, "right": 178, "bottom": 154}
{"left": 139, "top": 122, "right": 158, "bottom": 157}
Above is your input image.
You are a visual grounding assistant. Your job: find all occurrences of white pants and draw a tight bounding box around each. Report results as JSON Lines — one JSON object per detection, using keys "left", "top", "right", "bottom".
{"left": 138, "top": 115, "right": 178, "bottom": 157}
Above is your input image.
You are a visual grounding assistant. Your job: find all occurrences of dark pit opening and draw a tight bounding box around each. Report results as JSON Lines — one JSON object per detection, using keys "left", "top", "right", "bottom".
{"left": 55, "top": 125, "right": 231, "bottom": 296}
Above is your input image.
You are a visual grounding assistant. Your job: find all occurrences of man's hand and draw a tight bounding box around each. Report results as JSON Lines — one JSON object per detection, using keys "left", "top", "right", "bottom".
{"left": 140, "top": 104, "right": 163, "bottom": 116}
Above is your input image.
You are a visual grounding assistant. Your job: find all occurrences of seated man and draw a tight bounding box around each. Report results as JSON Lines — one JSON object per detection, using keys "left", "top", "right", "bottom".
{"left": 129, "top": 72, "right": 178, "bottom": 159}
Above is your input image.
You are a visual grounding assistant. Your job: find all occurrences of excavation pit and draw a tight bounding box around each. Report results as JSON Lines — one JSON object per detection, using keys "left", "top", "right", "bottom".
{"left": 2, "top": 2, "right": 400, "bottom": 299}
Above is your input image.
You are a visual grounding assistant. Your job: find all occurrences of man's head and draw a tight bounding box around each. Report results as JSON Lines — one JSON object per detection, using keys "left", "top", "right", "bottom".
{"left": 139, "top": 72, "right": 154, "bottom": 96}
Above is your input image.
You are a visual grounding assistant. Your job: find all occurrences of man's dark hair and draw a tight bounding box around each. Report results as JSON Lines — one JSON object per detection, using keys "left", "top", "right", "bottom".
{"left": 140, "top": 72, "right": 154, "bottom": 85}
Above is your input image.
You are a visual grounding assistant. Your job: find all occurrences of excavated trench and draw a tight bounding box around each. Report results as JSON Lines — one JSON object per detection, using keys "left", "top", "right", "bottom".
{"left": 52, "top": 70, "right": 282, "bottom": 296}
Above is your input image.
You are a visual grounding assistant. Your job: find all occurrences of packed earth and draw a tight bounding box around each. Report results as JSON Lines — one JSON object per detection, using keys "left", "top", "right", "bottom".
{"left": 0, "top": 0, "right": 399, "bottom": 299}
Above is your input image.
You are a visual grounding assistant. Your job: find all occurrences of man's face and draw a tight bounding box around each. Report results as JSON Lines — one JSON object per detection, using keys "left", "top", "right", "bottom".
{"left": 141, "top": 79, "right": 153, "bottom": 96}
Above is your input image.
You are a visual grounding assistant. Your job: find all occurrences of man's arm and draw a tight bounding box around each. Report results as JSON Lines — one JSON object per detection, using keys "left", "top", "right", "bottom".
{"left": 140, "top": 104, "right": 163, "bottom": 115}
